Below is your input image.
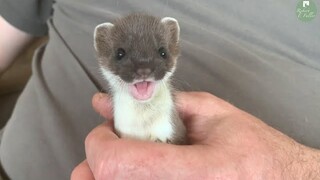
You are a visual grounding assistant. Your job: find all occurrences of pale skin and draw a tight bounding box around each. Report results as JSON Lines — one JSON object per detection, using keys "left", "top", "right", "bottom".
{"left": 0, "top": 16, "right": 34, "bottom": 75}
{"left": 72, "top": 92, "right": 320, "bottom": 180}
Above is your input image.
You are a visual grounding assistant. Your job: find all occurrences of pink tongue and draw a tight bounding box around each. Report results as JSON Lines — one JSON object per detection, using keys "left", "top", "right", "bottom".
{"left": 129, "top": 81, "right": 155, "bottom": 101}
{"left": 136, "top": 81, "right": 149, "bottom": 95}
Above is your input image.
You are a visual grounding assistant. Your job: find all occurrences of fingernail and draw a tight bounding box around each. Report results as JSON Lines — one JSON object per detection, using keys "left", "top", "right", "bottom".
{"left": 98, "top": 93, "right": 105, "bottom": 99}
{"left": 97, "top": 93, "right": 108, "bottom": 100}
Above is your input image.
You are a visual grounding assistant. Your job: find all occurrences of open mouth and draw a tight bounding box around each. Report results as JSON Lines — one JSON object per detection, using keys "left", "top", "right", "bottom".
{"left": 129, "top": 81, "right": 156, "bottom": 101}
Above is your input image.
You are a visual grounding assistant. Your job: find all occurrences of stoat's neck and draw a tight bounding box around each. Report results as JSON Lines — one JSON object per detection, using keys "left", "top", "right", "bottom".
{"left": 112, "top": 81, "right": 175, "bottom": 141}
{"left": 147, "top": 82, "right": 172, "bottom": 106}
{"left": 113, "top": 81, "right": 173, "bottom": 107}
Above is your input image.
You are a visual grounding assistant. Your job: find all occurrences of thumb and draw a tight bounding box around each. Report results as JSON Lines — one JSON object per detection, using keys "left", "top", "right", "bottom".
{"left": 175, "top": 92, "right": 234, "bottom": 120}
{"left": 92, "top": 93, "right": 113, "bottom": 120}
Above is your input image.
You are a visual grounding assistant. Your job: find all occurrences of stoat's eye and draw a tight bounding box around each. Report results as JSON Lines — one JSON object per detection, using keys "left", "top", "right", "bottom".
{"left": 116, "top": 48, "right": 126, "bottom": 60}
{"left": 158, "top": 47, "right": 167, "bottom": 59}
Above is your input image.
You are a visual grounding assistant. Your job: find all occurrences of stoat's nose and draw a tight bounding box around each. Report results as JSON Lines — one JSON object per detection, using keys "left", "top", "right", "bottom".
{"left": 136, "top": 68, "right": 152, "bottom": 79}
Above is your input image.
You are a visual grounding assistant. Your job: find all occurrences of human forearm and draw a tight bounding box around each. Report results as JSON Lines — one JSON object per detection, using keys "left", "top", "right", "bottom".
{"left": 0, "top": 16, "right": 35, "bottom": 74}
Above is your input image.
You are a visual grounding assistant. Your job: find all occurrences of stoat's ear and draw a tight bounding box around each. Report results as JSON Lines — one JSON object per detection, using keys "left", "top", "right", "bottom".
{"left": 94, "top": 22, "right": 114, "bottom": 55}
{"left": 161, "top": 17, "right": 180, "bottom": 56}
{"left": 161, "top": 17, "right": 180, "bottom": 44}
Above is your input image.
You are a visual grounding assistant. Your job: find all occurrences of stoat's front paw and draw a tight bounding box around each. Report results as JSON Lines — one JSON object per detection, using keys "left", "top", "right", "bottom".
{"left": 154, "top": 138, "right": 163, "bottom": 143}
{"left": 154, "top": 138, "right": 173, "bottom": 144}
{"left": 157, "top": 137, "right": 187, "bottom": 145}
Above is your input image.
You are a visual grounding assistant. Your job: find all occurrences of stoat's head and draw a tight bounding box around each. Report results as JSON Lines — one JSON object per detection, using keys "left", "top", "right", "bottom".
{"left": 94, "top": 13, "right": 180, "bottom": 101}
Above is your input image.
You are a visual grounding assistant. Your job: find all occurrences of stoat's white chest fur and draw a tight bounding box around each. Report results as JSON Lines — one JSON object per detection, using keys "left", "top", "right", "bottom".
{"left": 101, "top": 68, "right": 175, "bottom": 142}
{"left": 114, "top": 83, "right": 174, "bottom": 141}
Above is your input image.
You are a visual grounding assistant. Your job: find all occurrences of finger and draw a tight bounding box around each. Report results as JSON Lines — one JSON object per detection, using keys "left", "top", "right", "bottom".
{"left": 85, "top": 121, "right": 119, "bottom": 153}
{"left": 85, "top": 122, "right": 119, "bottom": 172}
{"left": 175, "top": 91, "right": 234, "bottom": 120}
{"left": 92, "top": 93, "right": 113, "bottom": 120}
{"left": 84, "top": 121, "right": 213, "bottom": 179}
{"left": 86, "top": 121, "right": 118, "bottom": 146}
{"left": 87, "top": 137, "right": 209, "bottom": 179}
{"left": 71, "top": 160, "right": 94, "bottom": 180}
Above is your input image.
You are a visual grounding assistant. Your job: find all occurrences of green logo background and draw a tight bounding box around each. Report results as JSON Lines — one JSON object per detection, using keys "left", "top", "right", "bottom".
{"left": 296, "top": 0, "right": 317, "bottom": 22}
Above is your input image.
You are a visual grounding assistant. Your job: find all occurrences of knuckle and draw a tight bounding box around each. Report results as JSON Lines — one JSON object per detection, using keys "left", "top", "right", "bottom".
{"left": 198, "top": 92, "right": 214, "bottom": 99}
{"left": 192, "top": 92, "right": 215, "bottom": 103}
{"left": 85, "top": 130, "right": 95, "bottom": 148}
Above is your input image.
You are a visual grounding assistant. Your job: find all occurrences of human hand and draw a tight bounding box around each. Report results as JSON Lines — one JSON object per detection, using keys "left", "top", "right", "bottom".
{"left": 72, "top": 92, "right": 320, "bottom": 180}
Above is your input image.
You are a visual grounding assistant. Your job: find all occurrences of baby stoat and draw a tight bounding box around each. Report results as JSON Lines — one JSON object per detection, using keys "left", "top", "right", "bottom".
{"left": 94, "top": 13, "right": 186, "bottom": 144}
